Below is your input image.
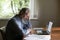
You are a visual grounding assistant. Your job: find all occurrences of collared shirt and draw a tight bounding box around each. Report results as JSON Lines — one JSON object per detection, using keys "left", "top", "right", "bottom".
{"left": 13, "top": 15, "right": 32, "bottom": 35}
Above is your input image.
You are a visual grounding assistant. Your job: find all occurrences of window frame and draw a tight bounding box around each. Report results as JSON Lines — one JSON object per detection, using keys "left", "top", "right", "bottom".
{"left": 29, "top": 0, "right": 38, "bottom": 19}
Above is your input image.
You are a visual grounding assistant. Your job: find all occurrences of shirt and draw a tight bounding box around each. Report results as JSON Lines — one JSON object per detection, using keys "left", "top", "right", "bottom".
{"left": 13, "top": 15, "right": 32, "bottom": 36}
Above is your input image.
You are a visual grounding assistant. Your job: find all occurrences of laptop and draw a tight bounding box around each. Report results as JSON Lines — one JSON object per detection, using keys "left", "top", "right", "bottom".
{"left": 33, "top": 21, "right": 53, "bottom": 35}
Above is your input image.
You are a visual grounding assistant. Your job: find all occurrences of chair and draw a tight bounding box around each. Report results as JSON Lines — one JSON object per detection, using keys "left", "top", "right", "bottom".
{"left": 0, "top": 26, "right": 6, "bottom": 40}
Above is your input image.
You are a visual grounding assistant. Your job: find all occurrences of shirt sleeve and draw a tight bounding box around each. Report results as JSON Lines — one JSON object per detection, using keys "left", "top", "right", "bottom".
{"left": 7, "top": 19, "right": 24, "bottom": 40}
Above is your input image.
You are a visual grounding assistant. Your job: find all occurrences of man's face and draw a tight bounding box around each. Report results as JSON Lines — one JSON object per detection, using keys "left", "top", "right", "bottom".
{"left": 24, "top": 13, "right": 30, "bottom": 20}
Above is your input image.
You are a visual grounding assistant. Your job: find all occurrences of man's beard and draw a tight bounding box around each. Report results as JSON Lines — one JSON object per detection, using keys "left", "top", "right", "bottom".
{"left": 22, "top": 18, "right": 29, "bottom": 24}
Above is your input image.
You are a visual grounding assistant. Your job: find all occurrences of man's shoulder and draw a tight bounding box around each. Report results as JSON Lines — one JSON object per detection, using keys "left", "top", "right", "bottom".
{"left": 8, "top": 18, "right": 14, "bottom": 22}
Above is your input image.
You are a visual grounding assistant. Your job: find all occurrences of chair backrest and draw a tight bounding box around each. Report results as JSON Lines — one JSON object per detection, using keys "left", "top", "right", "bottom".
{"left": 46, "top": 21, "right": 53, "bottom": 33}
{"left": 0, "top": 26, "right": 6, "bottom": 40}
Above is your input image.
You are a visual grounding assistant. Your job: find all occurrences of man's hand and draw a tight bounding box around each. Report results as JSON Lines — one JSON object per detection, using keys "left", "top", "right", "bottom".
{"left": 30, "top": 29, "right": 37, "bottom": 34}
{"left": 26, "top": 29, "right": 37, "bottom": 35}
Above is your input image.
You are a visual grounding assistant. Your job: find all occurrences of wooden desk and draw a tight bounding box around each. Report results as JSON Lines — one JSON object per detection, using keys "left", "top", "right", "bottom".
{"left": 51, "top": 27, "right": 60, "bottom": 40}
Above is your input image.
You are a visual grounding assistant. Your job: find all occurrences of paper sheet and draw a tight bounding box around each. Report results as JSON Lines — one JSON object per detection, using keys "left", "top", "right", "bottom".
{"left": 24, "top": 34, "right": 51, "bottom": 40}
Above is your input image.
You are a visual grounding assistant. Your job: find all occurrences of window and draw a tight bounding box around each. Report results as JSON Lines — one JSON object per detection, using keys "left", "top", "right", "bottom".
{"left": 0, "top": 0, "right": 14, "bottom": 19}
{"left": 0, "top": 0, "right": 38, "bottom": 19}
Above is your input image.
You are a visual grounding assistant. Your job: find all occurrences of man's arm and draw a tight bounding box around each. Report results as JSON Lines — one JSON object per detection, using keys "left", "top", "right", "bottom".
{"left": 9, "top": 19, "right": 24, "bottom": 40}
